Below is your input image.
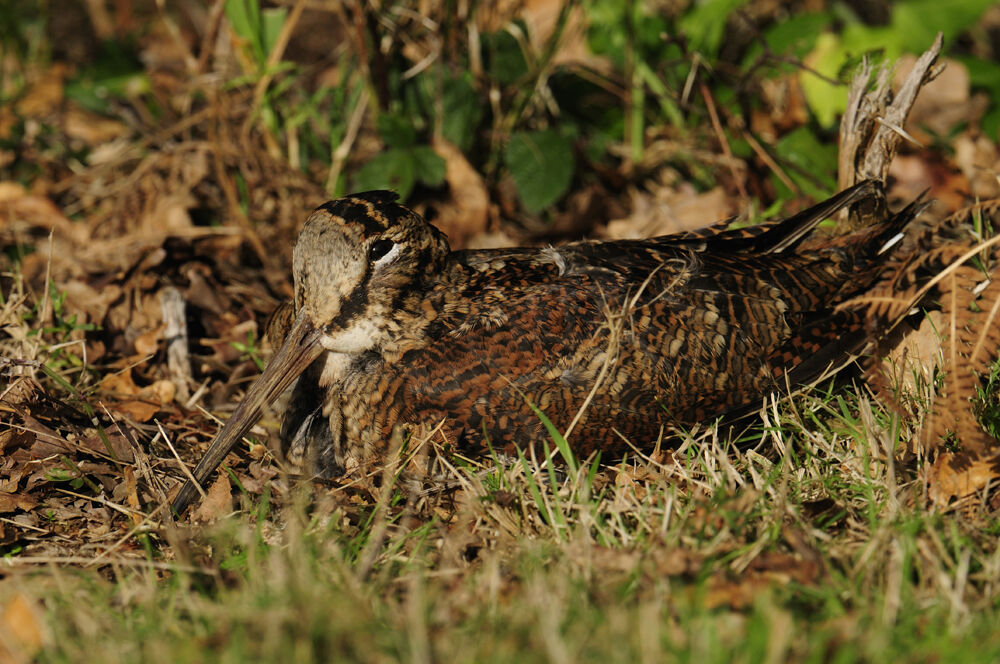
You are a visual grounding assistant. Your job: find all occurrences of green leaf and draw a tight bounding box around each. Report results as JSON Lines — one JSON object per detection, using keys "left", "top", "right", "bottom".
{"left": 441, "top": 74, "right": 482, "bottom": 153}
{"left": 679, "top": 0, "right": 751, "bottom": 56}
{"left": 517, "top": 450, "right": 555, "bottom": 530}
{"left": 352, "top": 145, "right": 445, "bottom": 201}
{"left": 745, "top": 11, "right": 832, "bottom": 66}
{"left": 894, "top": 0, "right": 994, "bottom": 53}
{"left": 377, "top": 113, "right": 417, "bottom": 149}
{"left": 800, "top": 0, "right": 993, "bottom": 128}
{"left": 410, "top": 146, "right": 446, "bottom": 188}
{"left": 224, "top": 0, "right": 264, "bottom": 63}
{"left": 773, "top": 126, "right": 837, "bottom": 200}
{"left": 352, "top": 149, "right": 416, "bottom": 199}
{"left": 260, "top": 7, "right": 288, "bottom": 57}
{"left": 524, "top": 401, "right": 578, "bottom": 477}
{"left": 504, "top": 130, "right": 575, "bottom": 213}
{"left": 485, "top": 30, "right": 528, "bottom": 85}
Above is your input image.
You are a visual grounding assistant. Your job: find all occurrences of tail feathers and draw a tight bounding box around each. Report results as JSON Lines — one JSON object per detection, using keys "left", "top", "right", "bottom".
{"left": 811, "top": 191, "right": 931, "bottom": 263}
{"left": 675, "top": 180, "right": 883, "bottom": 254}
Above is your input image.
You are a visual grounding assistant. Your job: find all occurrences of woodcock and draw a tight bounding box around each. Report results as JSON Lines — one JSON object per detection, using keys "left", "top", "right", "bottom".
{"left": 172, "top": 181, "right": 926, "bottom": 514}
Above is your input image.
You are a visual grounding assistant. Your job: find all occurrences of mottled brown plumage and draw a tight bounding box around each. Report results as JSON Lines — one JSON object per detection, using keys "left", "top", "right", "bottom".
{"left": 172, "top": 181, "right": 926, "bottom": 514}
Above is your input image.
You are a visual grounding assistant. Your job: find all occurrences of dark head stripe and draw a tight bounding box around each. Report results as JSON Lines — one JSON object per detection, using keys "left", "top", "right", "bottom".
{"left": 316, "top": 191, "right": 411, "bottom": 238}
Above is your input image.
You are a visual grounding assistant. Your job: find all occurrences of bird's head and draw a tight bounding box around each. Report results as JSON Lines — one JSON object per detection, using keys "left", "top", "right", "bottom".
{"left": 293, "top": 190, "right": 449, "bottom": 352}
{"left": 171, "top": 191, "right": 449, "bottom": 515}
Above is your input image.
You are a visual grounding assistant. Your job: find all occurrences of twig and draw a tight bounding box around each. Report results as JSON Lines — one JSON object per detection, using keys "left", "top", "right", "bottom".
{"left": 742, "top": 130, "right": 797, "bottom": 193}
{"left": 160, "top": 287, "right": 192, "bottom": 403}
{"left": 0, "top": 556, "right": 207, "bottom": 572}
{"left": 326, "top": 87, "right": 370, "bottom": 194}
{"left": 196, "top": 0, "right": 228, "bottom": 74}
{"left": 155, "top": 420, "right": 208, "bottom": 503}
{"left": 700, "top": 82, "right": 748, "bottom": 203}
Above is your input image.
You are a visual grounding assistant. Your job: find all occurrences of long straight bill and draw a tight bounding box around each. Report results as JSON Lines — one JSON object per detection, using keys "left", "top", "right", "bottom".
{"left": 171, "top": 312, "right": 323, "bottom": 516}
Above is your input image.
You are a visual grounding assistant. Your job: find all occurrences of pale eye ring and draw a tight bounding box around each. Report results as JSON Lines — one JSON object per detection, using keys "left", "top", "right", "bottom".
{"left": 369, "top": 239, "right": 395, "bottom": 262}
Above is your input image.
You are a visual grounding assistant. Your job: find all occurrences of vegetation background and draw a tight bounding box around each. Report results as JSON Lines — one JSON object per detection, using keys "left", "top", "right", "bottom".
{"left": 1, "top": 0, "right": 1000, "bottom": 661}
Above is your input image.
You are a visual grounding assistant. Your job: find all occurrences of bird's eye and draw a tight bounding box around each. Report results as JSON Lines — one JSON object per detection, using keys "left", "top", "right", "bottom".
{"left": 369, "top": 239, "right": 395, "bottom": 262}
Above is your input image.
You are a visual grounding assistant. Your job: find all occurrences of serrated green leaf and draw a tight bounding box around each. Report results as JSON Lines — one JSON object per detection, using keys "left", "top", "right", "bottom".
{"left": 505, "top": 130, "right": 575, "bottom": 214}
{"left": 679, "top": 0, "right": 751, "bottom": 56}
{"left": 485, "top": 30, "right": 528, "bottom": 85}
{"left": 773, "top": 126, "right": 837, "bottom": 200}
{"left": 441, "top": 74, "right": 481, "bottom": 152}
{"left": 894, "top": 0, "right": 993, "bottom": 53}
{"left": 352, "top": 149, "right": 415, "bottom": 200}
{"left": 800, "top": 0, "right": 993, "bottom": 128}
{"left": 744, "top": 11, "right": 832, "bottom": 67}
{"left": 410, "top": 146, "right": 446, "bottom": 188}
{"left": 377, "top": 114, "right": 417, "bottom": 149}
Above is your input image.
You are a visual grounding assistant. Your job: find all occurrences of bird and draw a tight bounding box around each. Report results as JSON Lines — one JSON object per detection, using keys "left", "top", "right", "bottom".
{"left": 171, "top": 180, "right": 927, "bottom": 515}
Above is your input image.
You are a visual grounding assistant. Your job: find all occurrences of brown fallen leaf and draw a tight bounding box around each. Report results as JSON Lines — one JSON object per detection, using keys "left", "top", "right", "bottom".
{"left": 895, "top": 56, "right": 986, "bottom": 142}
{"left": 0, "top": 494, "right": 38, "bottom": 515}
{"left": 14, "top": 64, "right": 69, "bottom": 117}
{"left": 887, "top": 154, "right": 969, "bottom": 214}
{"left": 884, "top": 311, "right": 944, "bottom": 395}
{"left": 193, "top": 473, "right": 233, "bottom": 523}
{"left": 112, "top": 400, "right": 160, "bottom": 423}
{"left": 63, "top": 105, "right": 131, "bottom": 146}
{"left": 953, "top": 133, "right": 1000, "bottom": 201}
{"left": 0, "top": 592, "right": 50, "bottom": 664}
{"left": 927, "top": 453, "right": 1000, "bottom": 506}
{"left": 100, "top": 370, "right": 175, "bottom": 422}
{"left": 61, "top": 280, "right": 122, "bottom": 328}
{"left": 703, "top": 552, "right": 821, "bottom": 609}
{"left": 0, "top": 186, "right": 81, "bottom": 238}
{"left": 133, "top": 326, "right": 163, "bottom": 356}
{"left": 605, "top": 185, "right": 734, "bottom": 239}
{"left": 123, "top": 467, "right": 143, "bottom": 527}
{"left": 428, "top": 138, "right": 489, "bottom": 249}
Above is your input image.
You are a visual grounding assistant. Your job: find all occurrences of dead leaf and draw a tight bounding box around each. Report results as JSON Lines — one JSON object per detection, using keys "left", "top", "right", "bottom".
{"left": 193, "top": 473, "right": 233, "bottom": 522}
{"left": 0, "top": 187, "right": 79, "bottom": 237}
{"left": 895, "top": 56, "right": 985, "bottom": 141}
{"left": 703, "top": 552, "right": 821, "bottom": 609}
{"left": 479, "top": 0, "right": 610, "bottom": 72}
{"left": 884, "top": 311, "right": 944, "bottom": 394}
{"left": 145, "top": 380, "right": 176, "bottom": 405}
{"left": 0, "top": 494, "right": 38, "bottom": 514}
{"left": 927, "top": 453, "right": 1000, "bottom": 505}
{"left": 100, "top": 370, "right": 143, "bottom": 397}
{"left": 953, "top": 134, "right": 1000, "bottom": 201}
{"left": 22, "top": 415, "right": 72, "bottom": 457}
{"left": 133, "top": 327, "right": 162, "bottom": 356}
{"left": 99, "top": 370, "right": 173, "bottom": 422}
{"left": 78, "top": 430, "right": 135, "bottom": 463}
{"left": 112, "top": 400, "right": 160, "bottom": 423}
{"left": 63, "top": 106, "right": 130, "bottom": 145}
{"left": 0, "top": 430, "right": 33, "bottom": 458}
{"left": 15, "top": 64, "right": 69, "bottom": 117}
{"left": 137, "top": 192, "right": 197, "bottom": 234}
{"left": 123, "top": 467, "right": 142, "bottom": 527}
{"left": 606, "top": 185, "right": 734, "bottom": 239}
{"left": 428, "top": 138, "right": 489, "bottom": 248}
{"left": 0, "top": 593, "right": 50, "bottom": 664}
{"left": 61, "top": 281, "right": 122, "bottom": 327}
{"left": 887, "top": 155, "right": 968, "bottom": 214}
